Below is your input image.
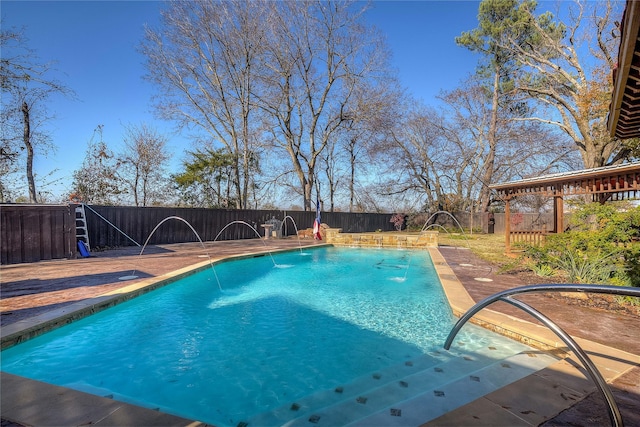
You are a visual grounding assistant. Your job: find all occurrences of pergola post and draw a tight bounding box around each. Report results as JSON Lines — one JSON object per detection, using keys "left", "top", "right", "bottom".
{"left": 553, "top": 191, "right": 564, "bottom": 234}
{"left": 504, "top": 197, "right": 511, "bottom": 254}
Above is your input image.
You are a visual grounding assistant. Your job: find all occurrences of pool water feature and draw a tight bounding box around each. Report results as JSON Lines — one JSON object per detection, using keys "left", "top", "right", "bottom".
{"left": 1, "top": 247, "right": 556, "bottom": 426}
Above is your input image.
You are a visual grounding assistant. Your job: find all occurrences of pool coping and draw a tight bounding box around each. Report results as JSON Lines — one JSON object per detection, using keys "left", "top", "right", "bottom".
{"left": 431, "top": 247, "right": 639, "bottom": 361}
{"left": 426, "top": 247, "right": 640, "bottom": 426}
{"left": 1, "top": 245, "right": 638, "bottom": 427}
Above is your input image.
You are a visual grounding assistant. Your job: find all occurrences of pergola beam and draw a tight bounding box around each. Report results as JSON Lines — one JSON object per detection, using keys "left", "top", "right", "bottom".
{"left": 490, "top": 163, "right": 640, "bottom": 253}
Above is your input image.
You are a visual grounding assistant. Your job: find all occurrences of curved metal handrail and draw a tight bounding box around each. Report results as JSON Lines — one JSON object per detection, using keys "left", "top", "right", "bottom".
{"left": 444, "top": 284, "right": 640, "bottom": 427}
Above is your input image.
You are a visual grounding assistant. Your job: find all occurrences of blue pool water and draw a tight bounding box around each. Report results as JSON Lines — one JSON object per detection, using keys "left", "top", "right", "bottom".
{"left": 1, "top": 247, "right": 518, "bottom": 426}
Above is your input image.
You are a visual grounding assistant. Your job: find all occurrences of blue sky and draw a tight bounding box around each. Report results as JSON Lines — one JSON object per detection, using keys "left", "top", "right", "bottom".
{"left": 2, "top": 0, "right": 482, "bottom": 201}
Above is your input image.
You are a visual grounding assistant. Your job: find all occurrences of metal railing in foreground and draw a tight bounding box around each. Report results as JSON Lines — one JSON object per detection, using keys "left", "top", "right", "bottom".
{"left": 444, "top": 284, "right": 640, "bottom": 427}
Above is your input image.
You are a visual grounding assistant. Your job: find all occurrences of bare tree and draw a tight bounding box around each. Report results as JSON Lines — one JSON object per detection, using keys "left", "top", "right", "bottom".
{"left": 142, "top": 1, "right": 397, "bottom": 211}
{"left": 439, "top": 78, "right": 576, "bottom": 212}
{"left": 0, "top": 92, "right": 23, "bottom": 202}
{"left": 380, "top": 76, "right": 575, "bottom": 214}
{"left": 1, "top": 27, "right": 74, "bottom": 203}
{"left": 387, "top": 108, "right": 441, "bottom": 210}
{"left": 257, "top": 1, "right": 394, "bottom": 211}
{"left": 70, "top": 126, "right": 123, "bottom": 205}
{"left": 117, "top": 123, "right": 170, "bottom": 206}
{"left": 346, "top": 81, "right": 402, "bottom": 212}
{"left": 320, "top": 81, "right": 400, "bottom": 213}
{"left": 141, "top": 0, "right": 268, "bottom": 209}
{"left": 319, "top": 136, "right": 342, "bottom": 213}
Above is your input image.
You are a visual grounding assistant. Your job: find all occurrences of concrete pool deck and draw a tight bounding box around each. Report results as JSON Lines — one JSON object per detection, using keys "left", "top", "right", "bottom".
{"left": 1, "top": 238, "right": 639, "bottom": 426}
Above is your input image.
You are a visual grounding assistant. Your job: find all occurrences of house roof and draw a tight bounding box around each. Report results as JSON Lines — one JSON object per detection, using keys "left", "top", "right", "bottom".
{"left": 608, "top": 0, "right": 640, "bottom": 139}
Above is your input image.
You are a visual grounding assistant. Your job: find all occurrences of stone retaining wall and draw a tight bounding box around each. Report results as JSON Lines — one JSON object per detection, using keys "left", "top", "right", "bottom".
{"left": 323, "top": 229, "right": 438, "bottom": 248}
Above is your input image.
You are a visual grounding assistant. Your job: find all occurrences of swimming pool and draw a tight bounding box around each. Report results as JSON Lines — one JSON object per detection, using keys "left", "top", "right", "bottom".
{"left": 1, "top": 247, "right": 552, "bottom": 426}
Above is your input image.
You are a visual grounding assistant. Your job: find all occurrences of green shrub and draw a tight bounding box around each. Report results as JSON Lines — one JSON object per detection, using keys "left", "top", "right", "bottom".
{"left": 622, "top": 245, "right": 640, "bottom": 287}
{"left": 528, "top": 262, "right": 556, "bottom": 278}
{"left": 525, "top": 202, "right": 640, "bottom": 286}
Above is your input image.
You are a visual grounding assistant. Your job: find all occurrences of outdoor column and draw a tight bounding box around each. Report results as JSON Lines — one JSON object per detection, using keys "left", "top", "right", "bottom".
{"left": 504, "top": 198, "right": 511, "bottom": 254}
{"left": 553, "top": 191, "right": 564, "bottom": 233}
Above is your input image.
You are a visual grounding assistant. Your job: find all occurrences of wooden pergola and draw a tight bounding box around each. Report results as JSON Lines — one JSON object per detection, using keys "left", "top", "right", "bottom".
{"left": 490, "top": 0, "right": 640, "bottom": 253}
{"left": 490, "top": 162, "right": 640, "bottom": 253}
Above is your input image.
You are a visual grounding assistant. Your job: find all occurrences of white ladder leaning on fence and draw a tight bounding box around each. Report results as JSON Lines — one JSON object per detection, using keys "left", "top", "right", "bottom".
{"left": 75, "top": 204, "right": 90, "bottom": 251}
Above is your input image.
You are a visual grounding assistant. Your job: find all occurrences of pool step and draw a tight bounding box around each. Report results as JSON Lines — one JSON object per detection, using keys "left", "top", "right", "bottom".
{"left": 243, "top": 351, "right": 446, "bottom": 426}
{"left": 243, "top": 344, "right": 505, "bottom": 425}
{"left": 348, "top": 350, "right": 557, "bottom": 426}
{"left": 244, "top": 345, "right": 556, "bottom": 426}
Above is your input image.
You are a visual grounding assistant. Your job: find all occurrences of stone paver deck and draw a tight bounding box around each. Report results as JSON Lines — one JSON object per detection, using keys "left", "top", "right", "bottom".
{"left": 1, "top": 238, "right": 639, "bottom": 426}
{"left": 427, "top": 246, "right": 640, "bottom": 427}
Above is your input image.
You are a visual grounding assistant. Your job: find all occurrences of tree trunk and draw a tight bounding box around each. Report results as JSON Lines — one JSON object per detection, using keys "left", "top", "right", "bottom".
{"left": 133, "top": 168, "right": 140, "bottom": 207}
{"left": 22, "top": 101, "right": 38, "bottom": 203}
{"left": 479, "top": 69, "right": 500, "bottom": 213}
{"left": 349, "top": 140, "right": 356, "bottom": 213}
{"left": 304, "top": 173, "right": 313, "bottom": 212}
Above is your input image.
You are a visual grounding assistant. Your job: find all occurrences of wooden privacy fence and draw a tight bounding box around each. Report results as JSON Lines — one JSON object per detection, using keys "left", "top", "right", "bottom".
{"left": 1, "top": 204, "right": 557, "bottom": 265}
{"left": 1, "top": 204, "right": 77, "bottom": 264}
{"left": 84, "top": 206, "right": 397, "bottom": 249}
{"left": 0, "top": 204, "right": 398, "bottom": 264}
